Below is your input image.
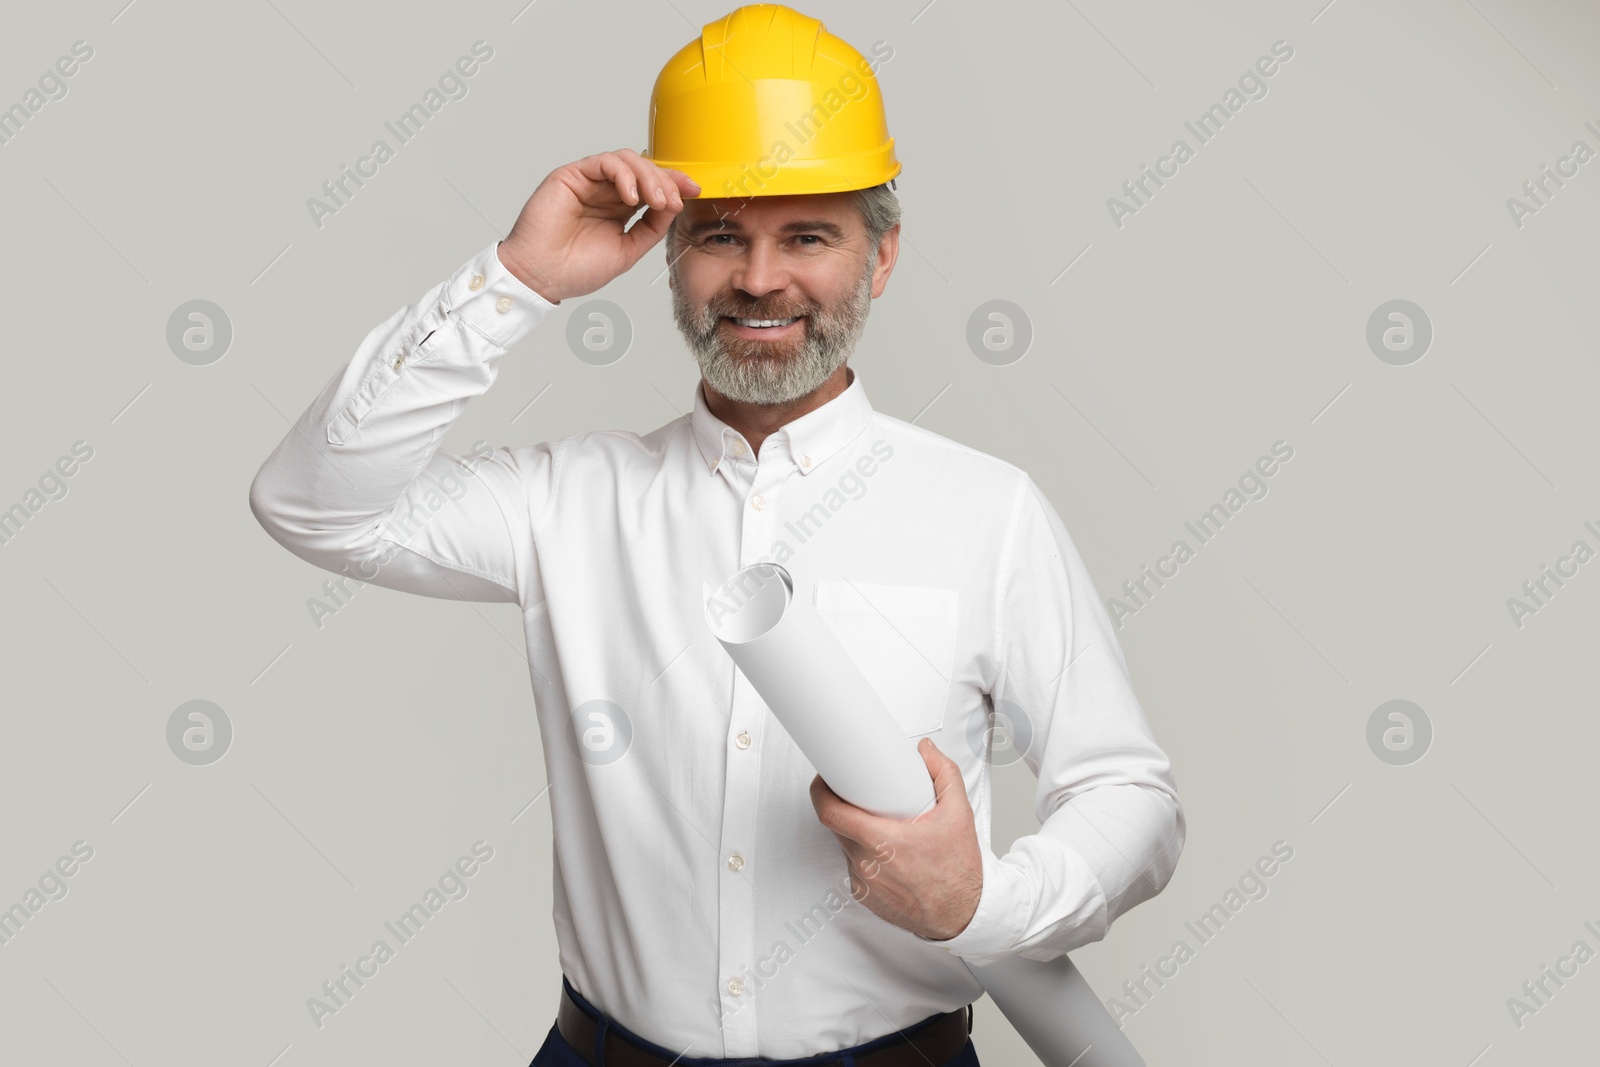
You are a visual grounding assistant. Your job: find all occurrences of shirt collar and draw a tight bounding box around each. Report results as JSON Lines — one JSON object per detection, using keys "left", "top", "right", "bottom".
{"left": 690, "top": 366, "right": 873, "bottom": 477}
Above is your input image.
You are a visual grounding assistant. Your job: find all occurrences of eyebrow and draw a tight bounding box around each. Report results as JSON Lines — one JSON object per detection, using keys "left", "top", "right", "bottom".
{"left": 682, "top": 218, "right": 848, "bottom": 241}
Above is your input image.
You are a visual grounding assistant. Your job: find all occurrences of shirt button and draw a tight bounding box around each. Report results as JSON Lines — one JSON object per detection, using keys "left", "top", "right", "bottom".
{"left": 727, "top": 978, "right": 745, "bottom": 996}
{"left": 393, "top": 354, "right": 405, "bottom": 370}
{"left": 801, "top": 455, "right": 811, "bottom": 468}
{"left": 750, "top": 495, "right": 766, "bottom": 511}
{"left": 495, "top": 296, "right": 513, "bottom": 313}
{"left": 731, "top": 440, "right": 746, "bottom": 455}
{"left": 727, "top": 853, "right": 745, "bottom": 872}
{"left": 469, "top": 274, "right": 485, "bottom": 291}
{"left": 735, "top": 731, "right": 751, "bottom": 749}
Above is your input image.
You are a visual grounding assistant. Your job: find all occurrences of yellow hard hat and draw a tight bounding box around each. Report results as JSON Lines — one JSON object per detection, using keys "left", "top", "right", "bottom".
{"left": 643, "top": 4, "right": 900, "bottom": 198}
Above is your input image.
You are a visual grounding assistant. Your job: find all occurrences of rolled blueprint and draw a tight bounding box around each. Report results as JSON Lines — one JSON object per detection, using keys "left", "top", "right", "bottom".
{"left": 705, "top": 561, "right": 1144, "bottom": 1067}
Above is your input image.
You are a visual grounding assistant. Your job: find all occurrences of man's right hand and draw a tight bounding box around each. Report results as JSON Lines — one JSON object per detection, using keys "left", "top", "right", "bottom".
{"left": 496, "top": 148, "right": 701, "bottom": 305}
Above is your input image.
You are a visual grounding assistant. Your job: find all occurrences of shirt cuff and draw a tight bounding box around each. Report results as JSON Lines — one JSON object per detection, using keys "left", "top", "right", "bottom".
{"left": 442, "top": 239, "right": 557, "bottom": 350}
{"left": 918, "top": 847, "right": 1031, "bottom": 962}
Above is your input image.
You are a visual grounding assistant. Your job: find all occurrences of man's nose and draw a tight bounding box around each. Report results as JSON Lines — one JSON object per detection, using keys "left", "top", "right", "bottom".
{"left": 732, "top": 239, "right": 791, "bottom": 300}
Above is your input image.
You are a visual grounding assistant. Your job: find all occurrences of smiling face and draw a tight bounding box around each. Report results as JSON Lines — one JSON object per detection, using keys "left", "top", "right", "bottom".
{"left": 668, "top": 192, "right": 898, "bottom": 406}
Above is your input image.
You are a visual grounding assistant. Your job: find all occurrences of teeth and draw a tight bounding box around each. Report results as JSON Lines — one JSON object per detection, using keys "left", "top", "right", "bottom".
{"left": 732, "top": 317, "right": 799, "bottom": 328}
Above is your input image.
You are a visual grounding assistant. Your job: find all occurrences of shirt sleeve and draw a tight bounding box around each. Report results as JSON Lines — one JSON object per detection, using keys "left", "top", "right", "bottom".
{"left": 249, "top": 239, "right": 560, "bottom": 608}
{"left": 918, "top": 473, "right": 1186, "bottom": 965}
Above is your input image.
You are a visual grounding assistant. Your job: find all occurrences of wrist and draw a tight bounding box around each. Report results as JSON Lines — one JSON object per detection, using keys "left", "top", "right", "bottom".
{"left": 496, "top": 241, "right": 561, "bottom": 305}
{"left": 936, "top": 881, "right": 982, "bottom": 940}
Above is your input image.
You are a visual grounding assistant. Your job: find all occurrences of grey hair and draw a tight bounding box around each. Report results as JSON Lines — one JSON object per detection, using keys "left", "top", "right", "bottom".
{"left": 666, "top": 182, "right": 902, "bottom": 262}
{"left": 852, "top": 182, "right": 903, "bottom": 251}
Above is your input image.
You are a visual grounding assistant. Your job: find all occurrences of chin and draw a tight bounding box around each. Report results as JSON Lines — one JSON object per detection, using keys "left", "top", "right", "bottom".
{"left": 720, "top": 337, "right": 804, "bottom": 362}
{"left": 731, "top": 344, "right": 798, "bottom": 360}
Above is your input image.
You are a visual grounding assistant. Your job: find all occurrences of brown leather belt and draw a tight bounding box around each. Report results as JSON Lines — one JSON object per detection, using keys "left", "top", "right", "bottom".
{"left": 556, "top": 979, "right": 972, "bottom": 1067}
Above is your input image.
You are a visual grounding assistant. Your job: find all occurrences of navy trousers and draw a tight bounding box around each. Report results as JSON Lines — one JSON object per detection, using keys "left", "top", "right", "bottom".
{"left": 530, "top": 977, "right": 981, "bottom": 1067}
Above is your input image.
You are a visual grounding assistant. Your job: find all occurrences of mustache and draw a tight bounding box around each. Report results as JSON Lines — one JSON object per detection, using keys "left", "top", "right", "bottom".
{"left": 706, "top": 296, "right": 819, "bottom": 321}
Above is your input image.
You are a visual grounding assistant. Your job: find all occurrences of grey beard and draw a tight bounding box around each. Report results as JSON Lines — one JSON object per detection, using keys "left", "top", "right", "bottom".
{"left": 671, "top": 257, "right": 874, "bottom": 406}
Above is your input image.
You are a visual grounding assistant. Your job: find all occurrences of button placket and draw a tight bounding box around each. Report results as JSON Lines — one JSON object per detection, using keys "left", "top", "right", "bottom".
{"left": 717, "top": 694, "right": 760, "bottom": 1044}
{"left": 715, "top": 463, "right": 785, "bottom": 1050}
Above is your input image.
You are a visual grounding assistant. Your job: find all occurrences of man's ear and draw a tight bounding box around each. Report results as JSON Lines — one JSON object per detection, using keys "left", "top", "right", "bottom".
{"left": 870, "top": 222, "right": 901, "bottom": 299}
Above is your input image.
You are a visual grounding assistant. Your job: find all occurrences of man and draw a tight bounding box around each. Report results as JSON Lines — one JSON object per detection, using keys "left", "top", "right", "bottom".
{"left": 250, "top": 6, "right": 1184, "bottom": 1066}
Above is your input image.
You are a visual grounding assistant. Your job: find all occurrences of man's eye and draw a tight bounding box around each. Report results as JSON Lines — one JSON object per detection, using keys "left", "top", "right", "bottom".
{"left": 701, "top": 233, "right": 822, "bottom": 248}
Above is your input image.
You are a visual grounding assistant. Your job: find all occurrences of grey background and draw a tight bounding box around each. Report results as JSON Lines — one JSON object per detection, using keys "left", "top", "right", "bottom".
{"left": 2, "top": 0, "right": 1597, "bottom": 1064}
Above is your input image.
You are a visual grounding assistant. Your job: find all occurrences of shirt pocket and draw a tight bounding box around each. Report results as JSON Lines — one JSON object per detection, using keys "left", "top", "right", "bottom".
{"left": 811, "top": 580, "right": 959, "bottom": 738}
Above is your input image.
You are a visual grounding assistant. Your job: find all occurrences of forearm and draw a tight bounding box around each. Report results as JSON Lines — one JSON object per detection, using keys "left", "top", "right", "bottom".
{"left": 248, "top": 241, "right": 552, "bottom": 579}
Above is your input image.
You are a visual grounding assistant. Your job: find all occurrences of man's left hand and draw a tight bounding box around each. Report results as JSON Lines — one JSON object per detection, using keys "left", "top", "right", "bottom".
{"left": 809, "top": 736, "right": 983, "bottom": 942}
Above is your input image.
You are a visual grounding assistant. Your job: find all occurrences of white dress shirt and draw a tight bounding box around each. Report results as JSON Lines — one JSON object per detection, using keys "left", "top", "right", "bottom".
{"left": 249, "top": 238, "right": 1186, "bottom": 1060}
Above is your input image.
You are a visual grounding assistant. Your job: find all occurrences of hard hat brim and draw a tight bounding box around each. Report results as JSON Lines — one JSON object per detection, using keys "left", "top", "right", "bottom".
{"left": 644, "top": 145, "right": 901, "bottom": 199}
